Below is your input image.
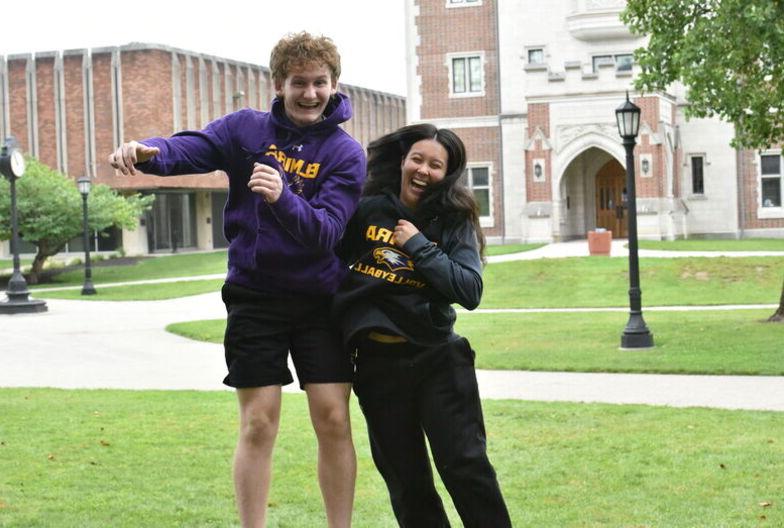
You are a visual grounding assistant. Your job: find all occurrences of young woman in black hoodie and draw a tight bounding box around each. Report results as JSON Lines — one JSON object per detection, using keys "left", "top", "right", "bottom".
{"left": 333, "top": 124, "right": 511, "bottom": 527}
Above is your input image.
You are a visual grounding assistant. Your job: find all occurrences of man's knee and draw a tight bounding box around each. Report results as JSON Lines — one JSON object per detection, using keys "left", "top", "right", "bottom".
{"left": 240, "top": 412, "right": 280, "bottom": 447}
{"left": 311, "top": 404, "right": 351, "bottom": 443}
{"left": 306, "top": 383, "right": 352, "bottom": 442}
{"left": 313, "top": 406, "right": 351, "bottom": 442}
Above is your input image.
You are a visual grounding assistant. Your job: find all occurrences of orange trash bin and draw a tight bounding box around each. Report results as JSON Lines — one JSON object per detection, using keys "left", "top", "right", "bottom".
{"left": 588, "top": 229, "right": 612, "bottom": 256}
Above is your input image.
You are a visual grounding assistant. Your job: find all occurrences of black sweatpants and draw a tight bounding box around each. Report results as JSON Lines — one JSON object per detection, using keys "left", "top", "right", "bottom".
{"left": 353, "top": 336, "right": 512, "bottom": 528}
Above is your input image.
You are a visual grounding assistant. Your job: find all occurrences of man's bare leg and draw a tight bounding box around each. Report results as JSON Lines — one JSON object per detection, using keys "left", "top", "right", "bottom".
{"left": 305, "top": 383, "right": 356, "bottom": 528}
{"left": 234, "top": 386, "right": 282, "bottom": 528}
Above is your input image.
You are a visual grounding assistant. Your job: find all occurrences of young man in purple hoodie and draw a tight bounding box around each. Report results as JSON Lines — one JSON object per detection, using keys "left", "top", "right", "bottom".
{"left": 109, "top": 32, "right": 365, "bottom": 528}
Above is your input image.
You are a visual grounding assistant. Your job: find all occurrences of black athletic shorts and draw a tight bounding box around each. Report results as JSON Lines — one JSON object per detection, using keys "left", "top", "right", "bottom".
{"left": 221, "top": 282, "right": 352, "bottom": 389}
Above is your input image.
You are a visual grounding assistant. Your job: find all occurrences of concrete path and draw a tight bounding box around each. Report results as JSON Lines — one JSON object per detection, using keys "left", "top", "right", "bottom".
{"left": 487, "top": 239, "right": 784, "bottom": 262}
{"left": 2, "top": 240, "right": 782, "bottom": 412}
{"left": 2, "top": 291, "right": 782, "bottom": 412}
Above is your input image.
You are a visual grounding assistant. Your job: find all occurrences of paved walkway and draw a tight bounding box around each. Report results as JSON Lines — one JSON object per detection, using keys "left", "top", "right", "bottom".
{"left": 488, "top": 238, "right": 784, "bottom": 262}
{"left": 2, "top": 240, "right": 782, "bottom": 412}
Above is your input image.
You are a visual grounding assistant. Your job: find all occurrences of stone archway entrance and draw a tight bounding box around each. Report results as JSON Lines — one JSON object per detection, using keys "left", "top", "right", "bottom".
{"left": 595, "top": 159, "right": 627, "bottom": 238}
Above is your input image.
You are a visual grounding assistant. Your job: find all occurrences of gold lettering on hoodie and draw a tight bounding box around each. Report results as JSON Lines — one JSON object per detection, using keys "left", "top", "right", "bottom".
{"left": 352, "top": 262, "right": 425, "bottom": 288}
{"left": 365, "top": 225, "right": 395, "bottom": 244}
{"left": 264, "top": 144, "right": 321, "bottom": 179}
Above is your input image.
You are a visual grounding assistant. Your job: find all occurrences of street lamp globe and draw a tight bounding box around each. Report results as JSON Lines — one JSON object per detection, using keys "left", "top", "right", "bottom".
{"left": 615, "top": 92, "right": 641, "bottom": 139}
{"left": 77, "top": 176, "right": 91, "bottom": 196}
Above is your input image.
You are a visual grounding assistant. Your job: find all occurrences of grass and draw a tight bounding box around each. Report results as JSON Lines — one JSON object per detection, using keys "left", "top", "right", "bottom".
{"left": 36, "top": 279, "right": 224, "bottom": 301}
{"left": 482, "top": 256, "right": 783, "bottom": 308}
{"left": 0, "top": 258, "right": 32, "bottom": 269}
{"left": 485, "top": 243, "right": 545, "bottom": 256}
{"left": 458, "top": 309, "right": 784, "bottom": 375}
{"left": 166, "top": 309, "right": 784, "bottom": 375}
{"left": 26, "top": 250, "right": 227, "bottom": 290}
{"left": 0, "top": 388, "right": 781, "bottom": 528}
{"left": 167, "top": 319, "right": 227, "bottom": 344}
{"left": 638, "top": 238, "right": 784, "bottom": 251}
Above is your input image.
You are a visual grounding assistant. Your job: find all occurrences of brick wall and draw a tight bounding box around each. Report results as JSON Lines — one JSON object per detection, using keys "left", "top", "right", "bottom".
{"left": 456, "top": 126, "right": 502, "bottom": 237}
{"left": 634, "top": 95, "right": 663, "bottom": 198}
{"left": 122, "top": 49, "right": 173, "bottom": 141}
{"left": 91, "top": 51, "right": 114, "bottom": 180}
{"left": 526, "top": 103, "right": 551, "bottom": 202}
{"left": 416, "top": 0, "right": 499, "bottom": 119}
{"left": 7, "top": 58, "right": 29, "bottom": 152}
{"left": 190, "top": 56, "right": 201, "bottom": 128}
{"left": 63, "top": 52, "right": 86, "bottom": 178}
{"left": 35, "top": 55, "right": 57, "bottom": 169}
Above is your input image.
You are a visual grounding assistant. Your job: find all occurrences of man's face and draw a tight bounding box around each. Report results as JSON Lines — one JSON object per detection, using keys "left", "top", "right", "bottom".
{"left": 275, "top": 62, "right": 337, "bottom": 127}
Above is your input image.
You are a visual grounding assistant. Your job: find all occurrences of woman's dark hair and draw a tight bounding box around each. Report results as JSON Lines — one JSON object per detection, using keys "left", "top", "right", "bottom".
{"left": 363, "top": 123, "right": 486, "bottom": 260}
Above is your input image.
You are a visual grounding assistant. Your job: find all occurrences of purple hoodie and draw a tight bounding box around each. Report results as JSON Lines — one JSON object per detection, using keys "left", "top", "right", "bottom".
{"left": 137, "top": 93, "right": 366, "bottom": 295}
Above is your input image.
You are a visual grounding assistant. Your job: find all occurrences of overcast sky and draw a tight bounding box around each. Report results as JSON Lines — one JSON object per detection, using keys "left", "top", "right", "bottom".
{"left": 2, "top": 0, "right": 408, "bottom": 96}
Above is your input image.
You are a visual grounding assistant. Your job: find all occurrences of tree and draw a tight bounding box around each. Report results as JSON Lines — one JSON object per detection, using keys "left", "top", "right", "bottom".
{"left": 0, "top": 158, "right": 154, "bottom": 284}
{"left": 622, "top": 0, "right": 784, "bottom": 321}
{"left": 622, "top": 0, "right": 784, "bottom": 149}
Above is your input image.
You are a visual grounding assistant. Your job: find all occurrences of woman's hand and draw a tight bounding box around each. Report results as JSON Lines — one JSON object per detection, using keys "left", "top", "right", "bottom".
{"left": 393, "top": 219, "right": 420, "bottom": 247}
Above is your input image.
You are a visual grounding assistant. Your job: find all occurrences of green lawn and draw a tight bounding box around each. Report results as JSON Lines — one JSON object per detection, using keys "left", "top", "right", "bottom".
{"left": 167, "top": 309, "right": 784, "bottom": 375}
{"left": 0, "top": 258, "right": 34, "bottom": 277}
{"left": 482, "top": 256, "right": 782, "bottom": 308}
{"left": 36, "top": 279, "right": 224, "bottom": 301}
{"left": 0, "top": 258, "right": 32, "bottom": 269}
{"left": 638, "top": 238, "right": 784, "bottom": 251}
{"left": 0, "top": 388, "right": 780, "bottom": 527}
{"left": 458, "top": 309, "right": 784, "bottom": 375}
{"left": 26, "top": 250, "right": 228, "bottom": 289}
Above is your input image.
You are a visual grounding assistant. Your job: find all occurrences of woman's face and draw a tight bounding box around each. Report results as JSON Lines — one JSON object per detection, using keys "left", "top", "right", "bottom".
{"left": 399, "top": 139, "right": 448, "bottom": 210}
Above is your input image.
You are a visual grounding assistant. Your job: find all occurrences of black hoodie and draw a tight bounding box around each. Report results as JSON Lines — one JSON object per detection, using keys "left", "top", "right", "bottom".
{"left": 333, "top": 192, "right": 483, "bottom": 348}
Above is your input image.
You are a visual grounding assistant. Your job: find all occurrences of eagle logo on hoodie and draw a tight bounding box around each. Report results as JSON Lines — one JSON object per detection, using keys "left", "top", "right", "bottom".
{"left": 373, "top": 247, "right": 414, "bottom": 272}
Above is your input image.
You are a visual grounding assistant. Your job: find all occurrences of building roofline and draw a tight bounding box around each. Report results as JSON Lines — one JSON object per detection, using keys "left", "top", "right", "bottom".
{"left": 118, "top": 42, "right": 269, "bottom": 72}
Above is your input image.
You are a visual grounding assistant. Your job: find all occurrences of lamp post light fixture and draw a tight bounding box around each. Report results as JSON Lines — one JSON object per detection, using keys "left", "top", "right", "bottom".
{"left": 615, "top": 93, "right": 654, "bottom": 349}
{"left": 0, "top": 137, "right": 47, "bottom": 314}
{"left": 77, "top": 176, "right": 97, "bottom": 295}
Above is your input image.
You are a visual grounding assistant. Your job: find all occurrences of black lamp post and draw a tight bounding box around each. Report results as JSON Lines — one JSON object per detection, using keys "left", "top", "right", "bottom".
{"left": 615, "top": 94, "right": 654, "bottom": 349}
{"left": 0, "top": 137, "right": 47, "bottom": 314}
{"left": 77, "top": 177, "right": 97, "bottom": 295}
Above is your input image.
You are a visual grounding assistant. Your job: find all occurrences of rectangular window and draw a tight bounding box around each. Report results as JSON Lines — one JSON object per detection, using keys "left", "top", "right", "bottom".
{"left": 464, "top": 165, "right": 491, "bottom": 218}
{"left": 65, "top": 226, "right": 121, "bottom": 253}
{"left": 593, "top": 54, "right": 634, "bottom": 72}
{"left": 691, "top": 156, "right": 704, "bottom": 195}
{"left": 615, "top": 54, "right": 634, "bottom": 72}
{"left": 527, "top": 48, "right": 544, "bottom": 65}
{"left": 469, "top": 57, "right": 482, "bottom": 92}
{"left": 592, "top": 55, "right": 613, "bottom": 72}
{"left": 145, "top": 192, "right": 199, "bottom": 252}
{"left": 453, "top": 59, "right": 466, "bottom": 93}
{"left": 450, "top": 55, "right": 483, "bottom": 95}
{"left": 761, "top": 154, "right": 782, "bottom": 207}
